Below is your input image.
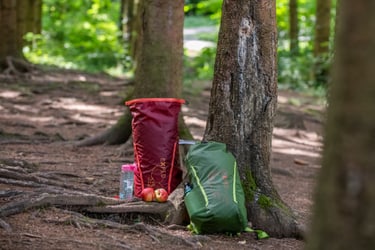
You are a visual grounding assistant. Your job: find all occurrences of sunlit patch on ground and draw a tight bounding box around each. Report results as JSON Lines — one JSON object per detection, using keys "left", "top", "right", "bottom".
{"left": 0, "top": 90, "right": 22, "bottom": 99}
{"left": 272, "top": 127, "right": 322, "bottom": 158}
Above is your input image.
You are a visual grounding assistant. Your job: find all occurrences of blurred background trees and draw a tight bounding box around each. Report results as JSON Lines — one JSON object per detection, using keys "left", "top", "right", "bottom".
{"left": 6, "top": 0, "right": 336, "bottom": 95}
{"left": 24, "top": 0, "right": 125, "bottom": 72}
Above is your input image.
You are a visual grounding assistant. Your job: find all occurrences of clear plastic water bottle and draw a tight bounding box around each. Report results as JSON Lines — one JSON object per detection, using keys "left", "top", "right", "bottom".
{"left": 119, "top": 164, "right": 136, "bottom": 200}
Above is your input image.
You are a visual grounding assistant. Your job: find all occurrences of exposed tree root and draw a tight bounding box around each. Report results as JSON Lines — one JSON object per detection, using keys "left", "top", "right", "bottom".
{"left": 0, "top": 158, "right": 38, "bottom": 171}
{"left": 0, "top": 177, "right": 46, "bottom": 188}
{"left": 0, "top": 186, "right": 186, "bottom": 224}
{"left": 0, "top": 218, "right": 12, "bottom": 232}
{"left": 86, "top": 200, "right": 170, "bottom": 215}
{"left": 0, "top": 168, "right": 83, "bottom": 191}
{"left": 46, "top": 208, "right": 199, "bottom": 248}
{"left": 247, "top": 196, "right": 306, "bottom": 239}
{"left": 0, "top": 192, "right": 120, "bottom": 217}
{"left": 75, "top": 110, "right": 133, "bottom": 147}
{"left": 3, "top": 56, "right": 38, "bottom": 76}
{"left": 20, "top": 232, "right": 133, "bottom": 249}
{"left": 75, "top": 101, "right": 194, "bottom": 148}
{"left": 0, "top": 190, "right": 25, "bottom": 198}
{"left": 113, "top": 137, "right": 135, "bottom": 157}
{"left": 0, "top": 191, "right": 197, "bottom": 248}
{"left": 0, "top": 156, "right": 191, "bottom": 246}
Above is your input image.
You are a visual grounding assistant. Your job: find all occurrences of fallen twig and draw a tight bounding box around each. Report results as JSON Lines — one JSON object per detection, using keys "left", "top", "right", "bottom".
{"left": 0, "top": 168, "right": 83, "bottom": 191}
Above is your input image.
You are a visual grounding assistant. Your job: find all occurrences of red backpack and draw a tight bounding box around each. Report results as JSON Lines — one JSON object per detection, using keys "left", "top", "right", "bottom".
{"left": 126, "top": 98, "right": 185, "bottom": 197}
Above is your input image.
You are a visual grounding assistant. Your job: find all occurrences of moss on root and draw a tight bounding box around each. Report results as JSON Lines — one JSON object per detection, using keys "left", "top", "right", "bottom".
{"left": 258, "top": 194, "right": 273, "bottom": 209}
{"left": 242, "top": 170, "right": 285, "bottom": 211}
{"left": 243, "top": 169, "right": 257, "bottom": 202}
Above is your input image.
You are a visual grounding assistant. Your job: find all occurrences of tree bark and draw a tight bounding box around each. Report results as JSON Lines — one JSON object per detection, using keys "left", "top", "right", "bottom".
{"left": 313, "top": 0, "right": 332, "bottom": 86}
{"left": 203, "top": 0, "right": 301, "bottom": 238}
{"left": 307, "top": 0, "right": 375, "bottom": 249}
{"left": 132, "top": 0, "right": 183, "bottom": 98}
{"left": 0, "top": 0, "right": 22, "bottom": 68}
{"left": 17, "top": 0, "right": 42, "bottom": 49}
{"left": 0, "top": 0, "right": 40, "bottom": 71}
{"left": 289, "top": 0, "right": 299, "bottom": 56}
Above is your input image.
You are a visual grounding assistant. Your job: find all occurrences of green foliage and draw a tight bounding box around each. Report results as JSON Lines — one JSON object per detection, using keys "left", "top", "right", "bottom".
{"left": 277, "top": 0, "right": 337, "bottom": 91}
{"left": 278, "top": 49, "right": 314, "bottom": 90}
{"left": 183, "top": 14, "right": 218, "bottom": 85}
{"left": 24, "top": 0, "right": 125, "bottom": 73}
{"left": 184, "top": 47, "right": 216, "bottom": 82}
{"left": 185, "top": 0, "right": 222, "bottom": 21}
{"left": 277, "top": 0, "right": 316, "bottom": 90}
{"left": 184, "top": 15, "right": 218, "bottom": 28}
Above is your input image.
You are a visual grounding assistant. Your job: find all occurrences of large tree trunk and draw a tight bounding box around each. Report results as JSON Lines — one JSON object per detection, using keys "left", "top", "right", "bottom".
{"left": 289, "top": 0, "right": 299, "bottom": 56}
{"left": 307, "top": 1, "right": 375, "bottom": 249}
{"left": 203, "top": 0, "right": 301, "bottom": 238}
{"left": 313, "top": 0, "right": 332, "bottom": 86}
{"left": 77, "top": 0, "right": 192, "bottom": 147}
{"left": 17, "top": 0, "right": 42, "bottom": 49}
{"left": 0, "top": 0, "right": 22, "bottom": 68}
{"left": 0, "top": 0, "right": 40, "bottom": 72}
{"left": 132, "top": 0, "right": 183, "bottom": 97}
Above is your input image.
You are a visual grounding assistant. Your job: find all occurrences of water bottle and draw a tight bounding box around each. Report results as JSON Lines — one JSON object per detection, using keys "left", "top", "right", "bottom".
{"left": 119, "top": 164, "right": 136, "bottom": 200}
{"left": 184, "top": 182, "right": 193, "bottom": 197}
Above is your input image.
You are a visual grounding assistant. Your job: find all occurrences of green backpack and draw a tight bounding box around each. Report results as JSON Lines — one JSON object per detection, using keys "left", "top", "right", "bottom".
{"left": 184, "top": 141, "right": 248, "bottom": 234}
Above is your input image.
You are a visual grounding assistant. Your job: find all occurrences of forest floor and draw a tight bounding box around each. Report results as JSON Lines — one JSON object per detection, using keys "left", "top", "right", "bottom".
{"left": 0, "top": 70, "right": 324, "bottom": 250}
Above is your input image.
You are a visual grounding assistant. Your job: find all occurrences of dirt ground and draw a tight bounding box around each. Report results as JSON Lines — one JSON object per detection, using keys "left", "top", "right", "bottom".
{"left": 0, "top": 70, "right": 324, "bottom": 250}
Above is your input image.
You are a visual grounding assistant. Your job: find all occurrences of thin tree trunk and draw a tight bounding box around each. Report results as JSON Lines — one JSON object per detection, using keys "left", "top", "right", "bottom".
{"left": 307, "top": 0, "right": 375, "bottom": 249}
{"left": 313, "top": 0, "right": 332, "bottom": 86}
{"left": 119, "top": 0, "right": 136, "bottom": 57}
{"left": 204, "top": 0, "right": 301, "bottom": 238}
{"left": 289, "top": 0, "right": 299, "bottom": 55}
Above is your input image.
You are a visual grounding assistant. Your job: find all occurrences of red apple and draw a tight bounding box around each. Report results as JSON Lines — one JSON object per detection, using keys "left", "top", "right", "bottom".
{"left": 141, "top": 187, "right": 155, "bottom": 202}
{"left": 154, "top": 188, "right": 168, "bottom": 202}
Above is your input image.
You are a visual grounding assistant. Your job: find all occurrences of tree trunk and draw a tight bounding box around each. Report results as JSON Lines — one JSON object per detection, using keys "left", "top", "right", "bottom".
{"left": 313, "top": 0, "right": 332, "bottom": 86}
{"left": 132, "top": 0, "right": 183, "bottom": 98}
{"left": 0, "top": 0, "right": 22, "bottom": 68}
{"left": 0, "top": 0, "right": 40, "bottom": 72}
{"left": 77, "top": 0, "right": 193, "bottom": 146}
{"left": 289, "top": 0, "right": 299, "bottom": 56}
{"left": 307, "top": 1, "right": 375, "bottom": 249}
{"left": 203, "top": 0, "right": 301, "bottom": 238}
{"left": 16, "top": 0, "right": 42, "bottom": 51}
{"left": 17, "top": 0, "right": 42, "bottom": 36}
{"left": 119, "top": 0, "right": 136, "bottom": 58}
